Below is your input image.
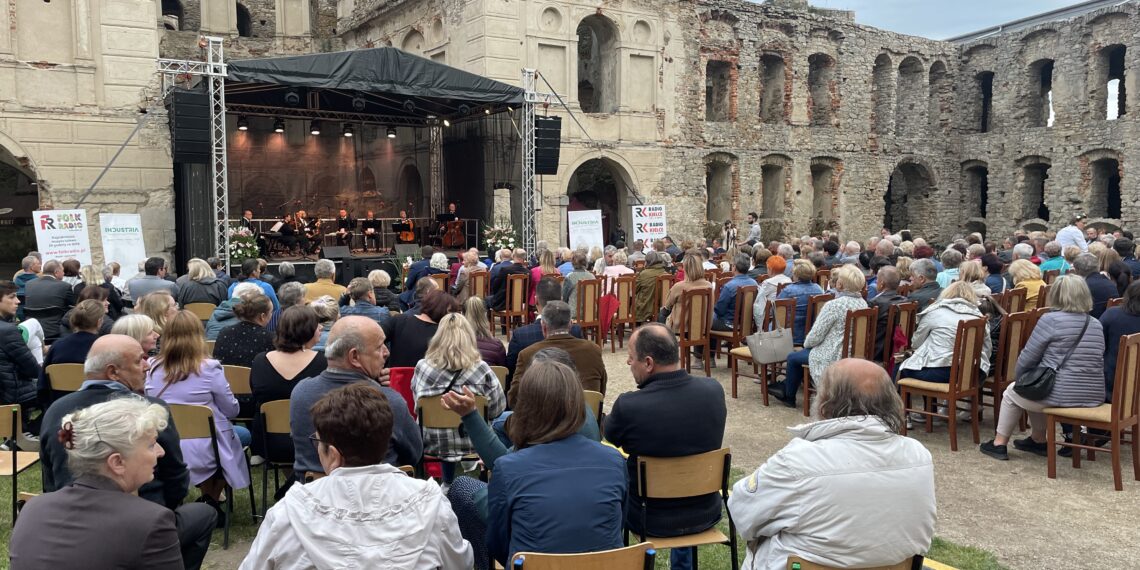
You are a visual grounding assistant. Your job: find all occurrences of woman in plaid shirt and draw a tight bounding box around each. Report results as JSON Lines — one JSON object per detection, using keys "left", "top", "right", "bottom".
{"left": 412, "top": 313, "right": 507, "bottom": 482}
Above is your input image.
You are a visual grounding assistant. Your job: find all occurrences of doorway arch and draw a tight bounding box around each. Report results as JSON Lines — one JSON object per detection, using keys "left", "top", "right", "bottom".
{"left": 398, "top": 163, "right": 426, "bottom": 218}
{"left": 565, "top": 156, "right": 636, "bottom": 246}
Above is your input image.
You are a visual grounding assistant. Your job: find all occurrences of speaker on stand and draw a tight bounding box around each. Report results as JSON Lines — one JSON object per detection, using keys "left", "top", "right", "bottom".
{"left": 535, "top": 116, "right": 562, "bottom": 176}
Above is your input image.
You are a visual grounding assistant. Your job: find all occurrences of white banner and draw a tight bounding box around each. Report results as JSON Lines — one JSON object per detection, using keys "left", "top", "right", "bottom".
{"left": 567, "top": 209, "right": 604, "bottom": 251}
{"left": 631, "top": 205, "right": 667, "bottom": 246}
{"left": 99, "top": 213, "right": 147, "bottom": 273}
{"left": 33, "top": 209, "right": 92, "bottom": 266}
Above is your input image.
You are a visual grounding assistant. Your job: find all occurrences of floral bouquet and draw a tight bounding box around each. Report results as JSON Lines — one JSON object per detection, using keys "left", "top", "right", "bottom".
{"left": 483, "top": 221, "right": 518, "bottom": 251}
{"left": 229, "top": 226, "right": 260, "bottom": 261}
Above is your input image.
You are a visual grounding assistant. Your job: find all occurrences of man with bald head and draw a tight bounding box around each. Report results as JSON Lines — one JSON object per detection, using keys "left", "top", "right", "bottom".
{"left": 289, "top": 316, "right": 422, "bottom": 479}
{"left": 40, "top": 334, "right": 217, "bottom": 569}
{"left": 729, "top": 359, "right": 935, "bottom": 570}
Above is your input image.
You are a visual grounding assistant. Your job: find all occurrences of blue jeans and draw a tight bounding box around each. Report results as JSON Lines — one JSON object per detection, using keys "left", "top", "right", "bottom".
{"left": 492, "top": 411, "right": 514, "bottom": 448}
{"left": 782, "top": 348, "right": 811, "bottom": 403}
{"left": 234, "top": 425, "right": 252, "bottom": 448}
{"left": 671, "top": 546, "right": 694, "bottom": 570}
{"left": 899, "top": 366, "right": 952, "bottom": 383}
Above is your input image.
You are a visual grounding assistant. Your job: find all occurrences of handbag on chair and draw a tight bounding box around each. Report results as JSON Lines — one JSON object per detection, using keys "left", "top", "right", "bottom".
{"left": 744, "top": 327, "right": 793, "bottom": 365}
{"left": 1013, "top": 314, "right": 1089, "bottom": 401}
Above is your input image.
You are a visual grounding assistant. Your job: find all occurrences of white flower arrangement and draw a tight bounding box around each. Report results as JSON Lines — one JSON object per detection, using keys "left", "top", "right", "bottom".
{"left": 229, "top": 226, "right": 260, "bottom": 261}
{"left": 483, "top": 221, "right": 519, "bottom": 252}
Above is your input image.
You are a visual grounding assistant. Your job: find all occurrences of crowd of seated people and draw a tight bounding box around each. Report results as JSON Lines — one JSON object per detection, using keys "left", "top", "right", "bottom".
{"left": 6, "top": 211, "right": 1140, "bottom": 569}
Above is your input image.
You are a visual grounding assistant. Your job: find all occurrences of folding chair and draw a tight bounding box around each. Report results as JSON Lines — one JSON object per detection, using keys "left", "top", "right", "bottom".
{"left": 629, "top": 448, "right": 738, "bottom": 570}
{"left": 168, "top": 404, "right": 257, "bottom": 548}
{"left": 0, "top": 405, "right": 39, "bottom": 525}
{"left": 184, "top": 302, "right": 217, "bottom": 321}
{"left": 510, "top": 543, "right": 656, "bottom": 569}
{"left": 258, "top": 399, "right": 294, "bottom": 514}
{"left": 899, "top": 317, "right": 987, "bottom": 451}
{"left": 676, "top": 288, "right": 712, "bottom": 377}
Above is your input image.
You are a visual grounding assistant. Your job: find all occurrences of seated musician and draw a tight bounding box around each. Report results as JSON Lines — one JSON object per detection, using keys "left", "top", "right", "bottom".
{"left": 396, "top": 210, "right": 416, "bottom": 245}
{"left": 280, "top": 214, "right": 301, "bottom": 252}
{"left": 436, "top": 202, "right": 463, "bottom": 248}
{"left": 360, "top": 210, "right": 381, "bottom": 252}
{"left": 297, "top": 210, "right": 320, "bottom": 254}
{"left": 335, "top": 209, "right": 356, "bottom": 247}
{"left": 241, "top": 210, "right": 269, "bottom": 257}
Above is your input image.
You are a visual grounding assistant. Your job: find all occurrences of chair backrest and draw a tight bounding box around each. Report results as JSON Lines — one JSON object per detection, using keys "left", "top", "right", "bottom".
{"left": 470, "top": 271, "right": 489, "bottom": 299}
{"left": 634, "top": 448, "right": 730, "bottom": 500}
{"left": 775, "top": 281, "right": 790, "bottom": 296}
{"left": 168, "top": 404, "right": 216, "bottom": 440}
{"left": 703, "top": 269, "right": 719, "bottom": 283}
{"left": 205, "top": 340, "right": 216, "bottom": 356}
{"left": 614, "top": 275, "right": 636, "bottom": 320}
{"left": 489, "top": 366, "right": 508, "bottom": 386}
{"left": 785, "top": 555, "right": 923, "bottom": 570}
{"left": 1035, "top": 284, "right": 1051, "bottom": 309}
{"left": 184, "top": 302, "right": 217, "bottom": 321}
{"left": 45, "top": 363, "right": 85, "bottom": 393}
{"left": 882, "top": 301, "right": 918, "bottom": 363}
{"left": 804, "top": 293, "right": 834, "bottom": 335}
{"left": 576, "top": 279, "right": 601, "bottom": 324}
{"left": 583, "top": 390, "right": 603, "bottom": 426}
{"left": 1005, "top": 287, "right": 1027, "bottom": 313}
{"left": 770, "top": 298, "right": 796, "bottom": 331}
{"left": 814, "top": 269, "right": 831, "bottom": 289}
{"left": 993, "top": 311, "right": 1034, "bottom": 386}
{"left": 260, "top": 399, "right": 291, "bottom": 434}
{"left": 677, "top": 288, "right": 712, "bottom": 344}
{"left": 0, "top": 405, "right": 24, "bottom": 440}
{"left": 1107, "top": 297, "right": 1124, "bottom": 310}
{"left": 715, "top": 276, "right": 732, "bottom": 295}
{"left": 897, "top": 283, "right": 911, "bottom": 297}
{"left": 1043, "top": 269, "right": 1060, "bottom": 284}
{"left": 511, "top": 543, "right": 656, "bottom": 570}
{"left": 633, "top": 259, "right": 646, "bottom": 271}
{"left": 387, "top": 367, "right": 417, "bottom": 418}
{"left": 735, "top": 285, "right": 759, "bottom": 336}
{"left": 655, "top": 274, "right": 674, "bottom": 311}
{"left": 841, "top": 307, "right": 878, "bottom": 360}
{"left": 223, "top": 365, "right": 252, "bottom": 397}
{"left": 416, "top": 394, "right": 488, "bottom": 429}
{"left": 429, "top": 272, "right": 450, "bottom": 291}
{"left": 1111, "top": 333, "right": 1140, "bottom": 424}
{"left": 948, "top": 317, "right": 988, "bottom": 392}
{"left": 506, "top": 274, "right": 529, "bottom": 314}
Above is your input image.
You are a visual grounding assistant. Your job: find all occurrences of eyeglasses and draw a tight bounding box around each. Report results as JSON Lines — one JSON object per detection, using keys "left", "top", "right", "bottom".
{"left": 308, "top": 433, "right": 325, "bottom": 447}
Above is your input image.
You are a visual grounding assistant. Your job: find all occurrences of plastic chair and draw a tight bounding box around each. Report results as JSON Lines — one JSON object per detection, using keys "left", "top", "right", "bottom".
{"left": 223, "top": 365, "right": 254, "bottom": 427}
{"left": 583, "top": 390, "right": 604, "bottom": 431}
{"left": 510, "top": 543, "right": 656, "bottom": 569}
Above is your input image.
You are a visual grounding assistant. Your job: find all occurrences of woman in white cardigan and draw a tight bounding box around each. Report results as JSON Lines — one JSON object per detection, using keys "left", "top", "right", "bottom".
{"left": 777, "top": 265, "right": 868, "bottom": 408}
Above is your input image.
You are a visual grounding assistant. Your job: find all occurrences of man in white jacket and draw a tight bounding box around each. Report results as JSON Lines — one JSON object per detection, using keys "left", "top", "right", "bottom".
{"left": 241, "top": 383, "right": 472, "bottom": 570}
{"left": 728, "top": 359, "right": 936, "bottom": 570}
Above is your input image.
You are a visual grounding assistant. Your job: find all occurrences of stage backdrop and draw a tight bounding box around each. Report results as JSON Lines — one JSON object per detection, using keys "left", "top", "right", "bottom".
{"left": 99, "top": 213, "right": 147, "bottom": 274}
{"left": 632, "top": 205, "right": 667, "bottom": 247}
{"left": 568, "top": 209, "right": 603, "bottom": 251}
{"left": 33, "top": 209, "right": 92, "bottom": 266}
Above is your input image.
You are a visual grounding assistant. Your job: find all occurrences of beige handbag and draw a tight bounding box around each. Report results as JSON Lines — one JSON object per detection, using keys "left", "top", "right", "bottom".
{"left": 744, "top": 327, "right": 793, "bottom": 364}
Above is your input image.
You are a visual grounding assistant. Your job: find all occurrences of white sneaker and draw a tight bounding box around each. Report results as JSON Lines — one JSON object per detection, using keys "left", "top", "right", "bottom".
{"left": 18, "top": 432, "right": 39, "bottom": 451}
{"left": 250, "top": 455, "right": 266, "bottom": 466}
{"left": 907, "top": 412, "right": 946, "bottom": 425}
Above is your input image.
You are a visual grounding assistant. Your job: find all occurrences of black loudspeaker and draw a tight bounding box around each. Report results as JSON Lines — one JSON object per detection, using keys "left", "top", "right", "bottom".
{"left": 322, "top": 246, "right": 351, "bottom": 260}
{"left": 167, "top": 88, "right": 210, "bottom": 163}
{"left": 535, "top": 116, "right": 562, "bottom": 175}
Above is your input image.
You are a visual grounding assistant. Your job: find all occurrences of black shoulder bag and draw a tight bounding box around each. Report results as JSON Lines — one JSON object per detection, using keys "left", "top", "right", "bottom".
{"left": 1013, "top": 314, "right": 1089, "bottom": 401}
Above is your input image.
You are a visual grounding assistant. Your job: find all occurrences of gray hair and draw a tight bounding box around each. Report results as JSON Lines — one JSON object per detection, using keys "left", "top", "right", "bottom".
{"left": 324, "top": 326, "right": 367, "bottom": 362}
{"left": 20, "top": 256, "right": 37, "bottom": 271}
{"left": 277, "top": 261, "right": 296, "bottom": 278}
{"left": 231, "top": 281, "right": 262, "bottom": 299}
{"left": 939, "top": 248, "right": 964, "bottom": 269}
{"left": 314, "top": 259, "right": 336, "bottom": 279}
{"left": 1043, "top": 241, "right": 1062, "bottom": 257}
{"left": 277, "top": 281, "right": 306, "bottom": 307}
{"left": 777, "top": 243, "right": 795, "bottom": 259}
{"left": 812, "top": 359, "right": 905, "bottom": 434}
{"left": 1070, "top": 253, "right": 1099, "bottom": 278}
{"left": 430, "top": 252, "right": 449, "bottom": 271}
{"left": 910, "top": 258, "right": 938, "bottom": 281}
{"left": 84, "top": 345, "right": 130, "bottom": 375}
{"left": 532, "top": 347, "right": 577, "bottom": 372}
{"left": 1012, "top": 243, "right": 1034, "bottom": 261}
{"left": 1049, "top": 274, "right": 1093, "bottom": 313}
{"left": 541, "top": 300, "right": 572, "bottom": 332}
{"left": 62, "top": 395, "right": 169, "bottom": 479}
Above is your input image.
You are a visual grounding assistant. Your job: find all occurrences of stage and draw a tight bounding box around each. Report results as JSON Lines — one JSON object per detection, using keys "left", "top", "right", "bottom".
{"left": 231, "top": 248, "right": 485, "bottom": 289}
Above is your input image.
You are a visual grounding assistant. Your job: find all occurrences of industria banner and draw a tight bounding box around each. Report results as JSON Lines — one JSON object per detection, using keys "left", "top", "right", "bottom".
{"left": 631, "top": 205, "right": 667, "bottom": 247}
{"left": 99, "top": 213, "right": 147, "bottom": 274}
{"left": 33, "top": 209, "right": 93, "bottom": 266}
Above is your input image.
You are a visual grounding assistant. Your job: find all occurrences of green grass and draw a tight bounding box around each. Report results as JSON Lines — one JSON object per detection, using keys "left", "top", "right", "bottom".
{"left": 0, "top": 464, "right": 1007, "bottom": 570}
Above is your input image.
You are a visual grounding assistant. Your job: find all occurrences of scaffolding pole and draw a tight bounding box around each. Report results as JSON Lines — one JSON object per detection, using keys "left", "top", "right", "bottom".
{"left": 429, "top": 124, "right": 443, "bottom": 217}
{"left": 521, "top": 69, "right": 538, "bottom": 254}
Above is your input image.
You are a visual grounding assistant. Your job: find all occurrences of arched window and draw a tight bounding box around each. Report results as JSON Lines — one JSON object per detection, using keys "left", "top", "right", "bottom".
{"left": 961, "top": 162, "right": 989, "bottom": 220}
{"left": 236, "top": 3, "right": 252, "bottom": 38}
{"left": 895, "top": 56, "right": 925, "bottom": 136}
{"left": 577, "top": 15, "right": 619, "bottom": 114}
{"left": 1097, "top": 45, "right": 1127, "bottom": 120}
{"left": 1018, "top": 159, "right": 1051, "bottom": 222}
{"left": 928, "top": 61, "right": 950, "bottom": 133}
{"left": 807, "top": 54, "right": 836, "bottom": 126}
{"left": 759, "top": 53, "right": 787, "bottom": 124}
{"left": 1089, "top": 157, "right": 1122, "bottom": 219}
{"left": 870, "top": 54, "right": 894, "bottom": 135}
{"left": 161, "top": 0, "right": 183, "bottom": 31}
{"left": 1027, "top": 59, "right": 1054, "bottom": 128}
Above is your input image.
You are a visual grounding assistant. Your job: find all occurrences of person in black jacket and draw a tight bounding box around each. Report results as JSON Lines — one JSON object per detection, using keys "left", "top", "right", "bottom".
{"left": 175, "top": 259, "right": 230, "bottom": 307}
{"left": 868, "top": 266, "right": 908, "bottom": 363}
{"left": 24, "top": 260, "right": 75, "bottom": 342}
{"left": 603, "top": 323, "right": 726, "bottom": 570}
{"left": 0, "top": 281, "right": 40, "bottom": 435}
{"left": 488, "top": 250, "right": 529, "bottom": 311}
{"left": 39, "top": 334, "right": 216, "bottom": 569}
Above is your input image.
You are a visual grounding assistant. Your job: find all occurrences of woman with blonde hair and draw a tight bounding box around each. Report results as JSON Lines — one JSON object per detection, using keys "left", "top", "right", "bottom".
{"left": 137, "top": 290, "right": 178, "bottom": 334}
{"left": 662, "top": 251, "right": 712, "bottom": 332}
{"left": 74, "top": 264, "right": 124, "bottom": 318}
{"left": 958, "top": 260, "right": 992, "bottom": 300}
{"left": 1009, "top": 259, "right": 1046, "bottom": 308}
{"left": 111, "top": 314, "right": 160, "bottom": 355}
{"left": 464, "top": 296, "right": 506, "bottom": 366}
{"left": 176, "top": 258, "right": 228, "bottom": 306}
{"left": 452, "top": 251, "right": 489, "bottom": 304}
{"left": 895, "top": 256, "right": 914, "bottom": 287}
{"left": 898, "top": 281, "right": 991, "bottom": 386}
{"left": 145, "top": 310, "right": 249, "bottom": 504}
{"left": 411, "top": 312, "right": 506, "bottom": 482}
{"left": 530, "top": 249, "right": 561, "bottom": 305}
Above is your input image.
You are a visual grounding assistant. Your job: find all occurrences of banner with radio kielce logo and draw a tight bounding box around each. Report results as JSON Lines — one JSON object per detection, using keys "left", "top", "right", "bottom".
{"left": 631, "top": 205, "right": 667, "bottom": 249}
{"left": 33, "top": 209, "right": 93, "bottom": 266}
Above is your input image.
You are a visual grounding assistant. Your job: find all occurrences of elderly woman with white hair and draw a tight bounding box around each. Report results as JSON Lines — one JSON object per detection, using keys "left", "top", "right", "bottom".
{"left": 10, "top": 396, "right": 186, "bottom": 569}
{"left": 367, "top": 269, "right": 402, "bottom": 311}
{"left": 205, "top": 282, "right": 268, "bottom": 341}
{"left": 176, "top": 258, "right": 229, "bottom": 306}
{"left": 111, "top": 313, "right": 161, "bottom": 356}
{"left": 451, "top": 251, "right": 489, "bottom": 304}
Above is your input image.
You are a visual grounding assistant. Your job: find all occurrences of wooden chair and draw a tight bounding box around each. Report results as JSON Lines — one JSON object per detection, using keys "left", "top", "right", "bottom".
{"left": 786, "top": 555, "right": 924, "bottom": 570}
{"left": 881, "top": 302, "right": 918, "bottom": 366}
{"left": 730, "top": 298, "right": 795, "bottom": 403}
{"left": 258, "top": 399, "right": 294, "bottom": 514}
{"left": 633, "top": 259, "right": 646, "bottom": 271}
{"left": 583, "top": 390, "right": 604, "bottom": 431}
{"left": 0, "top": 405, "right": 39, "bottom": 524}
{"left": 429, "top": 272, "right": 450, "bottom": 292}
{"left": 168, "top": 404, "right": 257, "bottom": 548}
{"left": 510, "top": 543, "right": 656, "bottom": 569}
{"left": 981, "top": 311, "right": 1035, "bottom": 426}
{"left": 1043, "top": 269, "right": 1060, "bottom": 284}
{"left": 574, "top": 278, "right": 603, "bottom": 346}
{"left": 1044, "top": 333, "right": 1140, "bottom": 491}
{"left": 184, "top": 302, "right": 217, "bottom": 321}
{"left": 703, "top": 269, "right": 720, "bottom": 283}
{"left": 1107, "top": 297, "right": 1124, "bottom": 310}
{"left": 715, "top": 276, "right": 733, "bottom": 298}
{"left": 470, "top": 271, "right": 490, "bottom": 300}
{"left": 710, "top": 285, "right": 758, "bottom": 364}
{"left": 676, "top": 288, "right": 712, "bottom": 377}
{"left": 803, "top": 293, "right": 834, "bottom": 337}
{"left": 802, "top": 307, "right": 877, "bottom": 417}
{"left": 491, "top": 274, "right": 529, "bottom": 337}
{"left": 415, "top": 394, "right": 488, "bottom": 479}
{"left": 223, "top": 365, "right": 255, "bottom": 427}
{"left": 899, "top": 317, "right": 987, "bottom": 451}
{"left": 489, "top": 365, "right": 508, "bottom": 387}
{"left": 814, "top": 269, "right": 831, "bottom": 290}
{"left": 609, "top": 275, "right": 637, "bottom": 352}
{"left": 1035, "top": 284, "right": 1051, "bottom": 309}
{"left": 654, "top": 274, "right": 674, "bottom": 322}
{"left": 1003, "top": 287, "right": 1027, "bottom": 313}
{"left": 629, "top": 449, "right": 738, "bottom": 570}
{"left": 45, "top": 363, "right": 85, "bottom": 402}
{"left": 897, "top": 283, "right": 911, "bottom": 297}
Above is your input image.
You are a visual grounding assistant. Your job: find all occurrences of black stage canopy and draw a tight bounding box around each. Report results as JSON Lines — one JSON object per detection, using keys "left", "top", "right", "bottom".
{"left": 225, "top": 48, "right": 525, "bottom": 126}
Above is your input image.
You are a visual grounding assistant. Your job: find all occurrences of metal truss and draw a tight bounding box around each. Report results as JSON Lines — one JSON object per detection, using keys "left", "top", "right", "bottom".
{"left": 429, "top": 124, "right": 443, "bottom": 217}
{"left": 520, "top": 68, "right": 537, "bottom": 254}
{"left": 225, "top": 104, "right": 430, "bottom": 127}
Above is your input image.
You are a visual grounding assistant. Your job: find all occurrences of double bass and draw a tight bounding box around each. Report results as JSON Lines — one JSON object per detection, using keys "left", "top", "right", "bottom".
{"left": 442, "top": 220, "right": 464, "bottom": 248}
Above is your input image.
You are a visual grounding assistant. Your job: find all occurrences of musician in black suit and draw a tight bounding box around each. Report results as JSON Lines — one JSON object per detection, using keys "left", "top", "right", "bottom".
{"left": 296, "top": 210, "right": 319, "bottom": 254}
{"left": 335, "top": 209, "right": 356, "bottom": 247}
{"left": 433, "top": 202, "right": 460, "bottom": 245}
{"left": 241, "top": 210, "right": 269, "bottom": 258}
{"left": 360, "top": 210, "right": 381, "bottom": 252}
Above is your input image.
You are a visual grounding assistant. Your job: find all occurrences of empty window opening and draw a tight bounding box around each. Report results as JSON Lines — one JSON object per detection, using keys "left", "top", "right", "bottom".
{"left": 885, "top": 163, "right": 933, "bottom": 233}
{"left": 1021, "top": 163, "right": 1050, "bottom": 221}
{"left": 162, "top": 0, "right": 183, "bottom": 30}
{"left": 1090, "top": 158, "right": 1122, "bottom": 219}
{"left": 236, "top": 3, "right": 252, "bottom": 37}
{"left": 896, "top": 57, "right": 925, "bottom": 136}
{"left": 761, "top": 164, "right": 784, "bottom": 219}
{"left": 807, "top": 54, "right": 836, "bottom": 127}
{"left": 759, "top": 54, "right": 787, "bottom": 124}
{"left": 963, "top": 165, "right": 989, "bottom": 219}
{"left": 1104, "top": 45, "right": 1127, "bottom": 120}
{"left": 810, "top": 164, "right": 836, "bottom": 235}
{"left": 705, "top": 60, "right": 733, "bottom": 122}
{"left": 928, "top": 61, "right": 950, "bottom": 133}
{"left": 978, "top": 72, "right": 994, "bottom": 133}
{"left": 1028, "top": 59, "right": 1054, "bottom": 128}
{"left": 870, "top": 54, "right": 894, "bottom": 135}
{"left": 577, "top": 15, "right": 619, "bottom": 114}
{"left": 706, "top": 159, "right": 734, "bottom": 223}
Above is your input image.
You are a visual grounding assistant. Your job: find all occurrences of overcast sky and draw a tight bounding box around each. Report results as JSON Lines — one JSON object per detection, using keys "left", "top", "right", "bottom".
{"left": 806, "top": 0, "right": 1081, "bottom": 40}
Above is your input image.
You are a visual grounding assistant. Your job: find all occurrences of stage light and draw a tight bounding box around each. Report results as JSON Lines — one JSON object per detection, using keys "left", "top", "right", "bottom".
{"left": 310, "top": 120, "right": 321, "bottom": 135}
{"left": 236, "top": 116, "right": 249, "bottom": 131}
{"left": 343, "top": 124, "right": 354, "bottom": 137}
{"left": 273, "top": 118, "right": 285, "bottom": 133}
{"left": 484, "top": 108, "right": 491, "bottom": 115}
{"left": 442, "top": 119, "right": 451, "bottom": 128}
{"left": 386, "top": 127, "right": 397, "bottom": 139}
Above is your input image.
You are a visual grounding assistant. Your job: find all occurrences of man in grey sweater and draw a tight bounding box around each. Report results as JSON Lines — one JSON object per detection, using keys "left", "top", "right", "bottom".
{"left": 290, "top": 316, "right": 422, "bottom": 479}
